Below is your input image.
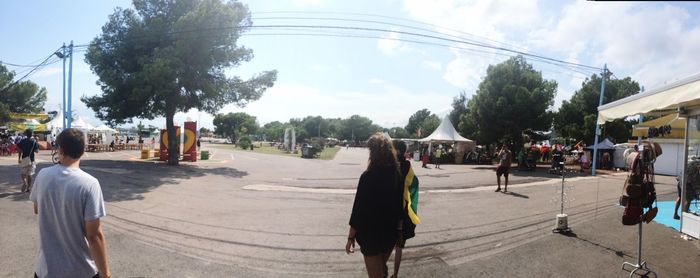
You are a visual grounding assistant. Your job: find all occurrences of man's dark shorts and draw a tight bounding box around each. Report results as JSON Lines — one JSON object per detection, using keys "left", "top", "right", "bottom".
{"left": 497, "top": 165, "right": 510, "bottom": 177}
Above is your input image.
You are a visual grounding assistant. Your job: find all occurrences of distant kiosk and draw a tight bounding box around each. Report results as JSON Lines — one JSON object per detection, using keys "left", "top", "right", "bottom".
{"left": 283, "top": 128, "right": 296, "bottom": 153}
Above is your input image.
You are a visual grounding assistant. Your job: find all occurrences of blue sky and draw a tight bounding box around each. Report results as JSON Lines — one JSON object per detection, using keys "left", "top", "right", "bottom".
{"left": 2, "top": 0, "right": 700, "bottom": 130}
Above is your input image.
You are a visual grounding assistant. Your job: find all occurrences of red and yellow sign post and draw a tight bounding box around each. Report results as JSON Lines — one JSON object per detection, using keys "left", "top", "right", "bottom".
{"left": 183, "top": 121, "right": 197, "bottom": 162}
{"left": 159, "top": 126, "right": 180, "bottom": 161}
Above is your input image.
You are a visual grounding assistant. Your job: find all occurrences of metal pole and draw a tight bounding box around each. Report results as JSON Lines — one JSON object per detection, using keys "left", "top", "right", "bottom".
{"left": 560, "top": 172, "right": 565, "bottom": 214}
{"left": 680, "top": 115, "right": 690, "bottom": 232}
{"left": 61, "top": 43, "right": 66, "bottom": 131}
{"left": 67, "top": 41, "right": 74, "bottom": 128}
{"left": 637, "top": 221, "right": 643, "bottom": 266}
{"left": 592, "top": 64, "right": 608, "bottom": 176}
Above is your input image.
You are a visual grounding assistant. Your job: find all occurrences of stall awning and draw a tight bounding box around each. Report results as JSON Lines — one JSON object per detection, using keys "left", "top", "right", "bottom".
{"left": 631, "top": 113, "right": 686, "bottom": 138}
{"left": 598, "top": 72, "right": 700, "bottom": 124}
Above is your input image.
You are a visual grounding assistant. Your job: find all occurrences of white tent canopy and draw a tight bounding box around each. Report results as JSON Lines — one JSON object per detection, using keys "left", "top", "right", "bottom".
{"left": 71, "top": 116, "right": 95, "bottom": 130}
{"left": 598, "top": 72, "right": 700, "bottom": 124}
{"left": 92, "top": 124, "right": 118, "bottom": 133}
{"left": 419, "top": 116, "right": 473, "bottom": 142}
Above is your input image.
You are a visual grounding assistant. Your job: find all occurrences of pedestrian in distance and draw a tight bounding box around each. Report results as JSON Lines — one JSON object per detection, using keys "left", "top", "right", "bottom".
{"left": 390, "top": 141, "right": 420, "bottom": 278}
{"left": 495, "top": 144, "right": 512, "bottom": 193}
{"left": 421, "top": 150, "right": 429, "bottom": 168}
{"left": 434, "top": 147, "right": 443, "bottom": 169}
{"left": 30, "top": 128, "right": 111, "bottom": 278}
{"left": 18, "top": 129, "right": 39, "bottom": 193}
{"left": 579, "top": 150, "right": 590, "bottom": 173}
{"left": 346, "top": 133, "right": 403, "bottom": 278}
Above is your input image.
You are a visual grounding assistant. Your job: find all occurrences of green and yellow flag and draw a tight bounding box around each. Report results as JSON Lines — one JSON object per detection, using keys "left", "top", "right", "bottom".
{"left": 404, "top": 165, "right": 420, "bottom": 225}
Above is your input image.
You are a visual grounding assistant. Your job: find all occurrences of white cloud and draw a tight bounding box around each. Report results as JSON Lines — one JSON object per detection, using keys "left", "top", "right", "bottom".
{"left": 290, "top": 0, "right": 326, "bottom": 6}
{"left": 401, "top": 0, "right": 540, "bottom": 88}
{"left": 377, "top": 29, "right": 412, "bottom": 56}
{"left": 528, "top": 1, "right": 700, "bottom": 90}
{"left": 422, "top": 60, "right": 442, "bottom": 71}
{"left": 310, "top": 64, "right": 328, "bottom": 71}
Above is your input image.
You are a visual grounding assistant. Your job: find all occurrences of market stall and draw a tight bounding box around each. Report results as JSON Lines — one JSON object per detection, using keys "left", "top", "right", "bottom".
{"left": 597, "top": 72, "right": 700, "bottom": 239}
{"left": 418, "top": 116, "right": 475, "bottom": 163}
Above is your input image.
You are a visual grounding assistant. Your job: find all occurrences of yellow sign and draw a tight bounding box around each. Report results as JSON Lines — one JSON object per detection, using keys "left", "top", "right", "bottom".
{"left": 9, "top": 113, "right": 49, "bottom": 120}
{"left": 7, "top": 122, "right": 47, "bottom": 132}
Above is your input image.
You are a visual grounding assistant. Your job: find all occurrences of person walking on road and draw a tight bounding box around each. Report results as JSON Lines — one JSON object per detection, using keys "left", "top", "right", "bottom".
{"left": 390, "top": 141, "right": 420, "bottom": 278}
{"left": 18, "top": 129, "right": 39, "bottom": 193}
{"left": 29, "top": 128, "right": 111, "bottom": 278}
{"left": 434, "top": 147, "right": 443, "bottom": 169}
{"left": 346, "top": 133, "right": 403, "bottom": 278}
{"left": 495, "top": 144, "right": 512, "bottom": 193}
{"left": 421, "top": 149, "right": 429, "bottom": 168}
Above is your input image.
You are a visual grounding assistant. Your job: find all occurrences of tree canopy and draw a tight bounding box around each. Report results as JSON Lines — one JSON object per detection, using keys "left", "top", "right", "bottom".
{"left": 0, "top": 63, "right": 48, "bottom": 121}
{"left": 553, "top": 74, "right": 640, "bottom": 144}
{"left": 83, "top": 0, "right": 276, "bottom": 164}
{"left": 461, "top": 56, "right": 557, "bottom": 146}
{"left": 213, "top": 112, "right": 258, "bottom": 143}
{"left": 405, "top": 109, "right": 440, "bottom": 138}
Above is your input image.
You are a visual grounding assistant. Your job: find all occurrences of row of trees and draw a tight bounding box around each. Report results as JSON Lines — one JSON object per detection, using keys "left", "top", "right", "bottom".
{"left": 212, "top": 113, "right": 385, "bottom": 144}
{"left": 448, "top": 55, "right": 640, "bottom": 148}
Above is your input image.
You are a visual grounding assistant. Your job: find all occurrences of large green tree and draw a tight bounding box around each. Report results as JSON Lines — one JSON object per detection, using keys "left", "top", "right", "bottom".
{"left": 466, "top": 56, "right": 556, "bottom": 146}
{"left": 405, "top": 109, "right": 440, "bottom": 138}
{"left": 342, "top": 115, "right": 381, "bottom": 142}
{"left": 0, "top": 63, "right": 48, "bottom": 121}
{"left": 553, "top": 74, "right": 640, "bottom": 144}
{"left": 213, "top": 112, "right": 258, "bottom": 143}
{"left": 83, "top": 0, "right": 277, "bottom": 165}
{"left": 261, "top": 121, "right": 285, "bottom": 141}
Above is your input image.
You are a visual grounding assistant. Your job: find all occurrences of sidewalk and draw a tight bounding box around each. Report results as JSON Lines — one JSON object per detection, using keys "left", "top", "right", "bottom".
{"left": 403, "top": 201, "right": 700, "bottom": 278}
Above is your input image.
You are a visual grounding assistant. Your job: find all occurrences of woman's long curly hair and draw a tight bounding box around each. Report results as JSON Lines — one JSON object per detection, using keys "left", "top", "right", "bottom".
{"left": 367, "top": 133, "right": 399, "bottom": 171}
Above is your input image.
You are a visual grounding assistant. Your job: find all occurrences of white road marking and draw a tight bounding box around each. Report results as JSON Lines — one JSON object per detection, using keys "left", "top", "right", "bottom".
{"left": 242, "top": 174, "right": 626, "bottom": 195}
{"left": 243, "top": 184, "right": 355, "bottom": 194}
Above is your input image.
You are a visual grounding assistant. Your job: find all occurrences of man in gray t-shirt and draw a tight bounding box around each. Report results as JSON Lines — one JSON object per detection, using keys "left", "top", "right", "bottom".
{"left": 29, "top": 128, "right": 111, "bottom": 278}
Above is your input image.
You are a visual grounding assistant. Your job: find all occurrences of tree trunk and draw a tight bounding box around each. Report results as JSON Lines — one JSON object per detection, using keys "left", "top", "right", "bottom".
{"left": 166, "top": 108, "right": 179, "bottom": 166}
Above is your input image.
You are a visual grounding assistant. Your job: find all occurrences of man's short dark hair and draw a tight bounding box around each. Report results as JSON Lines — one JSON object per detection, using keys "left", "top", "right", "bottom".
{"left": 56, "top": 128, "right": 85, "bottom": 159}
{"left": 25, "top": 129, "right": 33, "bottom": 137}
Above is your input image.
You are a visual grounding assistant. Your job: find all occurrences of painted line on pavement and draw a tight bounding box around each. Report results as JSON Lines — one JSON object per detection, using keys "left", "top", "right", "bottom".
{"left": 242, "top": 173, "right": 626, "bottom": 195}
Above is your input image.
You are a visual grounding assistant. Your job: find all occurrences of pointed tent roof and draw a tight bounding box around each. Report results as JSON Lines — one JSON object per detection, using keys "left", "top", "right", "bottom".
{"left": 71, "top": 116, "right": 94, "bottom": 130}
{"left": 419, "top": 117, "right": 473, "bottom": 142}
{"left": 92, "top": 124, "right": 118, "bottom": 133}
{"left": 584, "top": 138, "right": 615, "bottom": 150}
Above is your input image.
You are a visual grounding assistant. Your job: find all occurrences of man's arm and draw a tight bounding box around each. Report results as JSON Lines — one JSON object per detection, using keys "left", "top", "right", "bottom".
{"left": 85, "top": 219, "right": 111, "bottom": 278}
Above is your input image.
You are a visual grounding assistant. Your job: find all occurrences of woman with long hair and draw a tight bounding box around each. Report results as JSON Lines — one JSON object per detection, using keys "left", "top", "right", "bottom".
{"left": 346, "top": 133, "right": 403, "bottom": 278}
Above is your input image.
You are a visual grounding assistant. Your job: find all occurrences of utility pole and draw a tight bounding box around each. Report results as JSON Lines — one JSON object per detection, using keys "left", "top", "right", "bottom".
{"left": 67, "top": 41, "right": 74, "bottom": 128}
{"left": 591, "top": 64, "right": 608, "bottom": 176}
{"left": 61, "top": 43, "right": 66, "bottom": 130}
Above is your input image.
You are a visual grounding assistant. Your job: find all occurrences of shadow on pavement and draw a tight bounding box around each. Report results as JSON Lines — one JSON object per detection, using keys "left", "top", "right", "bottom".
{"left": 562, "top": 232, "right": 628, "bottom": 258}
{"left": 0, "top": 160, "right": 248, "bottom": 202}
{"left": 502, "top": 191, "right": 529, "bottom": 199}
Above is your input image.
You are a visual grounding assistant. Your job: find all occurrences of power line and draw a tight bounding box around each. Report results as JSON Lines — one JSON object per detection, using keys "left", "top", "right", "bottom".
{"left": 252, "top": 11, "right": 536, "bottom": 54}
{"left": 1, "top": 46, "right": 63, "bottom": 92}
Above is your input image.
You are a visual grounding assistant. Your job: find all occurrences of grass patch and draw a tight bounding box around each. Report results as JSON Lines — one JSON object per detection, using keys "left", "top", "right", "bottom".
{"left": 208, "top": 143, "right": 340, "bottom": 160}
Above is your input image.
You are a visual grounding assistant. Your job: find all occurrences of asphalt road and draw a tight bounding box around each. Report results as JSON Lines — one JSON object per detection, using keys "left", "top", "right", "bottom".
{"left": 1, "top": 144, "right": 698, "bottom": 277}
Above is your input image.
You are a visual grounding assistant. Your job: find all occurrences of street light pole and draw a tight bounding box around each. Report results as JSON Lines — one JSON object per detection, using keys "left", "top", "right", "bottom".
{"left": 591, "top": 64, "right": 608, "bottom": 176}
{"left": 61, "top": 43, "right": 66, "bottom": 131}
{"left": 67, "top": 41, "right": 74, "bottom": 128}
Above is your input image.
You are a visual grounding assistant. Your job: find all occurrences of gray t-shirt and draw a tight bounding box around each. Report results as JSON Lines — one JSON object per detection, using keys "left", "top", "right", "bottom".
{"left": 29, "top": 165, "right": 106, "bottom": 278}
